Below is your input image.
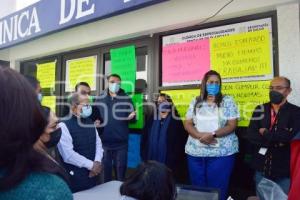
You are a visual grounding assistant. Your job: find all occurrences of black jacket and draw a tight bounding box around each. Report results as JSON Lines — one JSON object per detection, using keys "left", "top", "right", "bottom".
{"left": 141, "top": 113, "right": 188, "bottom": 183}
{"left": 247, "top": 102, "right": 300, "bottom": 179}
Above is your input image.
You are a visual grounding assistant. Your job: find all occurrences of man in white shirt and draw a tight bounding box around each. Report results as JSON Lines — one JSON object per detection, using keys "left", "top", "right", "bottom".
{"left": 58, "top": 93, "right": 103, "bottom": 193}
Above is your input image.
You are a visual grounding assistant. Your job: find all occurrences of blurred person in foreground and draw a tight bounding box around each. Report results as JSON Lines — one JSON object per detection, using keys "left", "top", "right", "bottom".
{"left": 120, "top": 161, "right": 176, "bottom": 200}
{"left": 0, "top": 67, "right": 72, "bottom": 199}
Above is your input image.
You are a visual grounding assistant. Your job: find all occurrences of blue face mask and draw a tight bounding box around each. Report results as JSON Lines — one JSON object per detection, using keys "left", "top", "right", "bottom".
{"left": 206, "top": 84, "right": 220, "bottom": 96}
{"left": 80, "top": 105, "right": 92, "bottom": 118}
{"left": 108, "top": 83, "right": 120, "bottom": 94}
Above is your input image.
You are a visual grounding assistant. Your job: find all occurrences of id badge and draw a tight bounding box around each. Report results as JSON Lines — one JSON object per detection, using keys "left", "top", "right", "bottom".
{"left": 259, "top": 148, "right": 268, "bottom": 155}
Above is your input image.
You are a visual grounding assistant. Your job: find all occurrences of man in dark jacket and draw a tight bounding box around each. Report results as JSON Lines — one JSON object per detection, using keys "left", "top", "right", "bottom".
{"left": 95, "top": 74, "right": 135, "bottom": 182}
{"left": 288, "top": 131, "right": 300, "bottom": 200}
{"left": 247, "top": 77, "right": 300, "bottom": 198}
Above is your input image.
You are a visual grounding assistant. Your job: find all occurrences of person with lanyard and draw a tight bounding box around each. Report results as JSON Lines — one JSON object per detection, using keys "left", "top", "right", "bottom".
{"left": 184, "top": 70, "right": 239, "bottom": 200}
{"left": 57, "top": 93, "right": 103, "bottom": 193}
{"left": 141, "top": 93, "right": 188, "bottom": 183}
{"left": 247, "top": 76, "right": 300, "bottom": 199}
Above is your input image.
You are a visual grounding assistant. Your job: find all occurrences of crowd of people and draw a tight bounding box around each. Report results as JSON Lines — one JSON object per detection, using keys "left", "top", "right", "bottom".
{"left": 0, "top": 66, "right": 299, "bottom": 200}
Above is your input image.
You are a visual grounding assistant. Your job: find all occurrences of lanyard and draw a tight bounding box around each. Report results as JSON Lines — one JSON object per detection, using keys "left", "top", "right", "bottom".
{"left": 269, "top": 108, "right": 279, "bottom": 131}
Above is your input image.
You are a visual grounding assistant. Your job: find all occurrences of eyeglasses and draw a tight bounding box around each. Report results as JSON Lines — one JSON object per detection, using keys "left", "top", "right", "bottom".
{"left": 80, "top": 91, "right": 91, "bottom": 95}
{"left": 78, "top": 103, "right": 91, "bottom": 107}
{"left": 269, "top": 86, "right": 289, "bottom": 91}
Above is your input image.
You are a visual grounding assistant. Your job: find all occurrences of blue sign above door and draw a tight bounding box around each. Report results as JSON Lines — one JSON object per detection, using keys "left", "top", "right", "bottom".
{"left": 0, "top": 0, "right": 168, "bottom": 49}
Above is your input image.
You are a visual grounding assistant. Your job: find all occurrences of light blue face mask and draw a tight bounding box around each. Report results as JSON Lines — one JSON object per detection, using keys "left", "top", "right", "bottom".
{"left": 80, "top": 105, "right": 92, "bottom": 118}
{"left": 206, "top": 84, "right": 220, "bottom": 96}
{"left": 37, "top": 93, "right": 43, "bottom": 102}
{"left": 108, "top": 83, "right": 120, "bottom": 94}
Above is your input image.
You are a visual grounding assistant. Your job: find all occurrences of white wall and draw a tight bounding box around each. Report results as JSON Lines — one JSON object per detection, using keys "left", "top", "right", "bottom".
{"left": 1, "top": 0, "right": 300, "bottom": 103}
{"left": 0, "top": 0, "right": 39, "bottom": 18}
{"left": 0, "top": 0, "right": 16, "bottom": 18}
{"left": 277, "top": 3, "right": 300, "bottom": 105}
{"left": 16, "top": 0, "right": 40, "bottom": 11}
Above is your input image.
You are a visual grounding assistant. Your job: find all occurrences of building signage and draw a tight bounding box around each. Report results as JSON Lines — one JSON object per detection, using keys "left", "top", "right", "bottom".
{"left": 0, "top": 0, "right": 168, "bottom": 49}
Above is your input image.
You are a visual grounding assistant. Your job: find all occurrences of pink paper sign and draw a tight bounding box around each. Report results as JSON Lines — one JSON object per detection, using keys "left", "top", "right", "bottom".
{"left": 162, "top": 39, "right": 210, "bottom": 85}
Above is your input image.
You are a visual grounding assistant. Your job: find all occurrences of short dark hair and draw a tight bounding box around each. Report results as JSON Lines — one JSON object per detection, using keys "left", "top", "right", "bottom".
{"left": 24, "top": 75, "right": 40, "bottom": 90}
{"left": 157, "top": 93, "right": 180, "bottom": 117}
{"left": 69, "top": 93, "right": 81, "bottom": 107}
{"left": 0, "top": 68, "right": 64, "bottom": 191}
{"left": 75, "top": 82, "right": 90, "bottom": 91}
{"left": 107, "top": 74, "right": 121, "bottom": 81}
{"left": 120, "top": 161, "right": 176, "bottom": 200}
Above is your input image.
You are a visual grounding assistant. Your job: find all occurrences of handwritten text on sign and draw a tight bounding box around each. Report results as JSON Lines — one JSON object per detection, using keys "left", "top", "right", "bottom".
{"left": 162, "top": 81, "right": 270, "bottom": 127}
{"left": 111, "top": 46, "right": 137, "bottom": 93}
{"left": 36, "top": 61, "right": 56, "bottom": 89}
{"left": 162, "top": 39, "right": 210, "bottom": 85}
{"left": 66, "top": 56, "right": 96, "bottom": 92}
{"left": 211, "top": 29, "right": 272, "bottom": 78}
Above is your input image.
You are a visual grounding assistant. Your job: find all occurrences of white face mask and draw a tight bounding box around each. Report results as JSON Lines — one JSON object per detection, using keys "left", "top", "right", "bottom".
{"left": 80, "top": 105, "right": 92, "bottom": 118}
{"left": 37, "top": 93, "right": 43, "bottom": 102}
{"left": 108, "top": 83, "right": 120, "bottom": 94}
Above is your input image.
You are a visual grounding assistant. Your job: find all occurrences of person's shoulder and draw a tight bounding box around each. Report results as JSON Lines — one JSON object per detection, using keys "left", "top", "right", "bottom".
{"left": 0, "top": 173, "right": 72, "bottom": 200}
{"left": 118, "top": 89, "right": 129, "bottom": 97}
{"left": 286, "top": 102, "right": 300, "bottom": 110}
{"left": 28, "top": 173, "right": 72, "bottom": 199}
{"left": 222, "top": 95, "right": 235, "bottom": 101}
{"left": 190, "top": 97, "right": 198, "bottom": 104}
{"left": 29, "top": 173, "right": 71, "bottom": 194}
{"left": 95, "top": 90, "right": 109, "bottom": 99}
{"left": 222, "top": 95, "right": 236, "bottom": 105}
{"left": 285, "top": 102, "right": 300, "bottom": 117}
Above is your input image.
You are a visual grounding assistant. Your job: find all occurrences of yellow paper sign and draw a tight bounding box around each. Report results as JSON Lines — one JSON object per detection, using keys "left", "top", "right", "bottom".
{"left": 223, "top": 81, "right": 270, "bottom": 127}
{"left": 161, "top": 89, "right": 200, "bottom": 120}
{"left": 41, "top": 96, "right": 56, "bottom": 113}
{"left": 66, "top": 56, "right": 96, "bottom": 92}
{"left": 211, "top": 29, "right": 272, "bottom": 78}
{"left": 162, "top": 81, "right": 270, "bottom": 126}
{"left": 36, "top": 61, "right": 56, "bottom": 89}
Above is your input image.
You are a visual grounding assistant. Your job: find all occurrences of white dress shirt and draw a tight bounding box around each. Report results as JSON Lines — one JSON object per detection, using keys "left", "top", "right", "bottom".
{"left": 57, "top": 122, "right": 103, "bottom": 171}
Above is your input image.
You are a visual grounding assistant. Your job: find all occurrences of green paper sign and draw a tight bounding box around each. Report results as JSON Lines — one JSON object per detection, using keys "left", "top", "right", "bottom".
{"left": 129, "top": 93, "right": 144, "bottom": 129}
{"left": 110, "top": 46, "right": 137, "bottom": 93}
